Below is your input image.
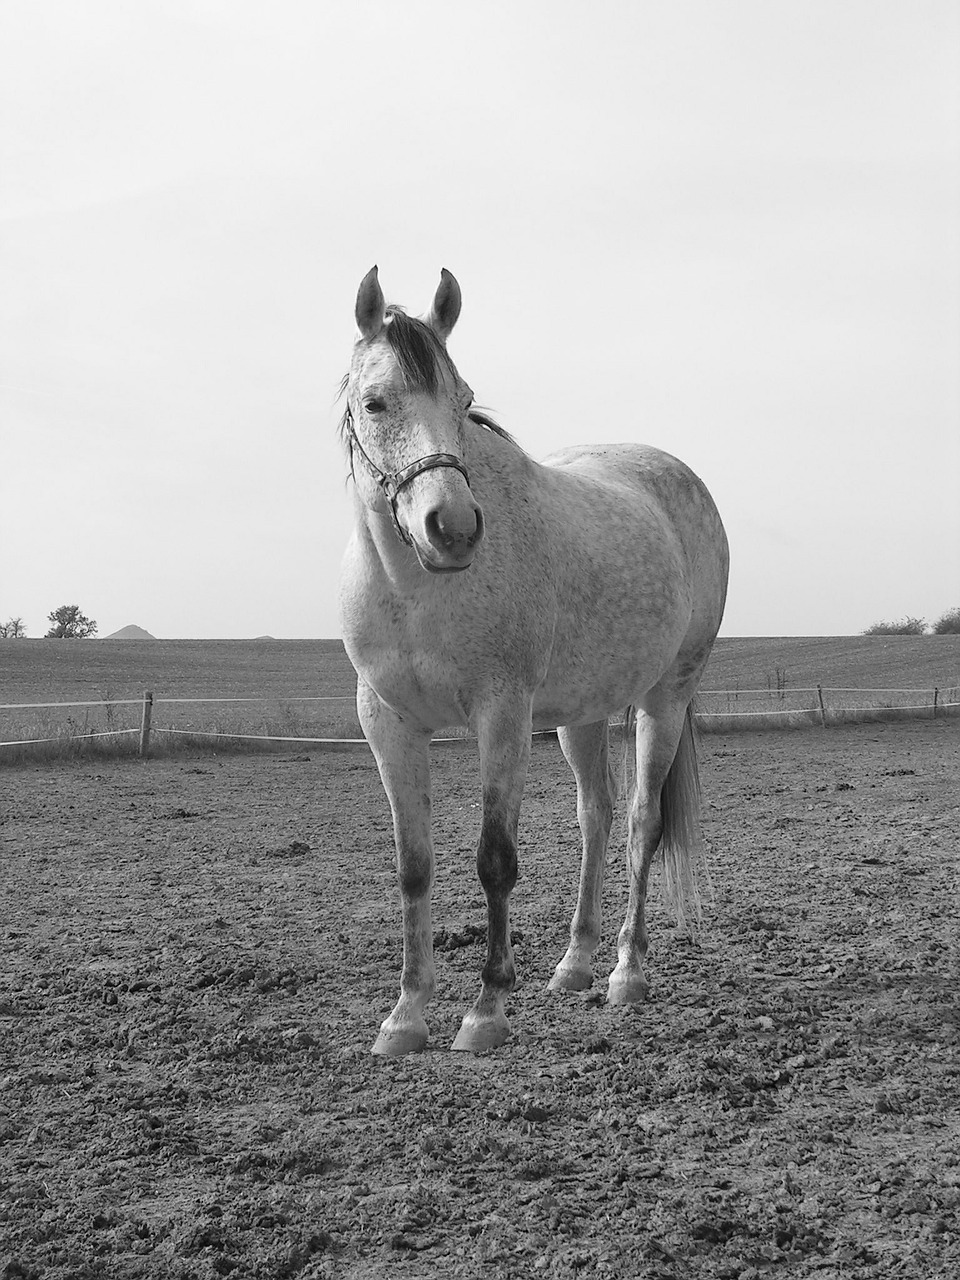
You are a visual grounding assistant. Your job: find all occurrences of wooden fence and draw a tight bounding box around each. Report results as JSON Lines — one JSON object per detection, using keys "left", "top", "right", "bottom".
{"left": 1, "top": 685, "right": 958, "bottom": 756}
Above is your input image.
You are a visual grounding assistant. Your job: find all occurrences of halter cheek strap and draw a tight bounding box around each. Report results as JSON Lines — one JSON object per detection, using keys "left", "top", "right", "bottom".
{"left": 344, "top": 411, "right": 471, "bottom": 547}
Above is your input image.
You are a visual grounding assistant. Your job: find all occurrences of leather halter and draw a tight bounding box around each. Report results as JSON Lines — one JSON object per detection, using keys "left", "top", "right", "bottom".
{"left": 342, "top": 407, "right": 471, "bottom": 547}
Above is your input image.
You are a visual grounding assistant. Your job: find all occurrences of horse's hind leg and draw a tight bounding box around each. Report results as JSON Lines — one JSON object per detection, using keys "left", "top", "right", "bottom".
{"left": 608, "top": 696, "right": 696, "bottom": 1005}
{"left": 452, "top": 697, "right": 532, "bottom": 1052}
{"left": 357, "top": 680, "right": 436, "bottom": 1056}
{"left": 549, "top": 719, "right": 616, "bottom": 992}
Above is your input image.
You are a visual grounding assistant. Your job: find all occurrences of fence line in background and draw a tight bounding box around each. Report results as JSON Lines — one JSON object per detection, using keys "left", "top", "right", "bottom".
{"left": 0, "top": 695, "right": 355, "bottom": 709}
{"left": 152, "top": 726, "right": 364, "bottom": 743}
{"left": 0, "top": 728, "right": 142, "bottom": 748}
{"left": 3, "top": 687, "right": 952, "bottom": 714}
{"left": 148, "top": 727, "right": 474, "bottom": 750}
{"left": 0, "top": 698, "right": 146, "bottom": 710}
{"left": 2, "top": 686, "right": 957, "bottom": 754}
{"left": 147, "top": 695, "right": 351, "bottom": 704}
{"left": 695, "top": 703, "right": 942, "bottom": 719}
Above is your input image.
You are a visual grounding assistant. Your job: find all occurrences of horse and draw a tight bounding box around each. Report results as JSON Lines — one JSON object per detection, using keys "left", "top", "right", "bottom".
{"left": 338, "top": 266, "right": 729, "bottom": 1056}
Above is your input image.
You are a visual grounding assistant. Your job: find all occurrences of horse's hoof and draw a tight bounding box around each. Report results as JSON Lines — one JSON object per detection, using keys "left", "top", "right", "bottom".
{"left": 606, "top": 971, "right": 648, "bottom": 1005}
{"left": 451, "top": 1013, "right": 511, "bottom": 1053}
{"left": 371, "top": 1021, "right": 428, "bottom": 1057}
{"left": 548, "top": 965, "right": 593, "bottom": 993}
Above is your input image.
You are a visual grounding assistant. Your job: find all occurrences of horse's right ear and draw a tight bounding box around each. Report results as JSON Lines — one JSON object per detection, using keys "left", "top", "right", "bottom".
{"left": 355, "top": 266, "right": 386, "bottom": 340}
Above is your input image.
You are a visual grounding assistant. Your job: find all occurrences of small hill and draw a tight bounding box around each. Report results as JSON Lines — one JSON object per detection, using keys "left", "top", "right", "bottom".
{"left": 103, "top": 624, "right": 156, "bottom": 640}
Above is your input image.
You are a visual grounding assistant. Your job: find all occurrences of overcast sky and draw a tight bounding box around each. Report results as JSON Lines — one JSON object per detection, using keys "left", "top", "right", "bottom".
{"left": 2, "top": 0, "right": 958, "bottom": 639}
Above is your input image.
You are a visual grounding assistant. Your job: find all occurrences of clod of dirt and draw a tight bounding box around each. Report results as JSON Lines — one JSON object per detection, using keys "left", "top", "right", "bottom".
{"left": 1, "top": 1264, "right": 40, "bottom": 1280}
{"left": 433, "top": 923, "right": 525, "bottom": 950}
{"left": 268, "top": 840, "right": 311, "bottom": 858}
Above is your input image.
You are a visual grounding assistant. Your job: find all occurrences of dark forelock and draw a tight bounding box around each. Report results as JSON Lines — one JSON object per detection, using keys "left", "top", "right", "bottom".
{"left": 383, "top": 307, "right": 456, "bottom": 395}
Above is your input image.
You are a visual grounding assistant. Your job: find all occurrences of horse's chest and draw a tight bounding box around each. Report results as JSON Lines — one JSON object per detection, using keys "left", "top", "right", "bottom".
{"left": 342, "top": 593, "right": 474, "bottom": 726}
{"left": 340, "top": 531, "right": 551, "bottom": 725}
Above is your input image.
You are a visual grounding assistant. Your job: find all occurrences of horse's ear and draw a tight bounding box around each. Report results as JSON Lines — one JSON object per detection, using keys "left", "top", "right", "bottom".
{"left": 355, "top": 266, "right": 386, "bottom": 340}
{"left": 425, "top": 268, "right": 461, "bottom": 341}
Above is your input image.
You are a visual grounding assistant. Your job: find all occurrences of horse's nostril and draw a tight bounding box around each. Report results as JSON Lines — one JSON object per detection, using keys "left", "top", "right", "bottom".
{"left": 470, "top": 506, "right": 485, "bottom": 547}
{"left": 425, "top": 510, "right": 454, "bottom": 549}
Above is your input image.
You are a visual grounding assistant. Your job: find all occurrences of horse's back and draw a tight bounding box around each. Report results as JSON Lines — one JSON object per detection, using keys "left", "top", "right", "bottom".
{"left": 537, "top": 441, "right": 727, "bottom": 599}
{"left": 541, "top": 442, "right": 721, "bottom": 529}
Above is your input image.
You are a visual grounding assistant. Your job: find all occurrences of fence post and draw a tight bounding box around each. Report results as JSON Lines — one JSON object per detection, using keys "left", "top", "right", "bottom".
{"left": 139, "top": 691, "right": 153, "bottom": 757}
{"left": 933, "top": 687, "right": 939, "bottom": 720}
{"left": 816, "top": 684, "right": 826, "bottom": 729}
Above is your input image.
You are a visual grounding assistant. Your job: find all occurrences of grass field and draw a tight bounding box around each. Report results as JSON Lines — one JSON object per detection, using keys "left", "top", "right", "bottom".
{"left": 703, "top": 634, "right": 960, "bottom": 691}
{"left": 2, "top": 635, "right": 958, "bottom": 762}
{"left": 697, "top": 635, "right": 960, "bottom": 725}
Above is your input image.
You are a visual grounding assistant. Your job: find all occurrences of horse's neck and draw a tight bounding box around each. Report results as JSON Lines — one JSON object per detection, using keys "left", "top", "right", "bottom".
{"left": 467, "top": 418, "right": 534, "bottom": 494}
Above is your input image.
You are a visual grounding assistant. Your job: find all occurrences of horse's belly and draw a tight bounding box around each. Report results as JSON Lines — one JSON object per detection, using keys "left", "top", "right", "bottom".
{"left": 531, "top": 638, "right": 676, "bottom": 730}
{"left": 529, "top": 547, "right": 692, "bottom": 729}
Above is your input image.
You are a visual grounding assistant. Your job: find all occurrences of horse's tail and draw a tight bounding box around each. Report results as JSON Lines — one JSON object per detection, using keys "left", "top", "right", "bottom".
{"left": 621, "top": 701, "right": 710, "bottom": 937}
{"left": 660, "top": 702, "right": 710, "bottom": 936}
{"left": 618, "top": 704, "right": 638, "bottom": 800}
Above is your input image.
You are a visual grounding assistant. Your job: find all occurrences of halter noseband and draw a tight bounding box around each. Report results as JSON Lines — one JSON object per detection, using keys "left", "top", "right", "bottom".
{"left": 342, "top": 408, "right": 471, "bottom": 547}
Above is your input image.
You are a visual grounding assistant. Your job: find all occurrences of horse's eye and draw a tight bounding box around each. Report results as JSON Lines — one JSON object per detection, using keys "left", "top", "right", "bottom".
{"left": 364, "top": 397, "right": 386, "bottom": 415}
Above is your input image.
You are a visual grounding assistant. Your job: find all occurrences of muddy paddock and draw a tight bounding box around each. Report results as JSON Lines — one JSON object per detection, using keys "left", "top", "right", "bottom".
{"left": 1, "top": 720, "right": 958, "bottom": 1278}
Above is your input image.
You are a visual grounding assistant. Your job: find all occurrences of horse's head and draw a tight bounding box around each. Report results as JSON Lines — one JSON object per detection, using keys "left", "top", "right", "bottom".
{"left": 341, "top": 266, "right": 485, "bottom": 573}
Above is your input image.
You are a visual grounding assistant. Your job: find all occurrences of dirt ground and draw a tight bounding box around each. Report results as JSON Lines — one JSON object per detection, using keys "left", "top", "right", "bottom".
{"left": 1, "top": 719, "right": 958, "bottom": 1279}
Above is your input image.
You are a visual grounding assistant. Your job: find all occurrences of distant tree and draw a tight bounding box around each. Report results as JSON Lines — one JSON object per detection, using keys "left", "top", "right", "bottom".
{"left": 862, "top": 617, "right": 926, "bottom": 636}
{"left": 44, "top": 604, "right": 98, "bottom": 639}
{"left": 932, "top": 607, "right": 960, "bottom": 635}
{"left": 0, "top": 617, "right": 27, "bottom": 638}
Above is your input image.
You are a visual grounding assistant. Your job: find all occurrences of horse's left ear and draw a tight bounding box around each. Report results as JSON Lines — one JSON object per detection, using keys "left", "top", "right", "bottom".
{"left": 425, "top": 268, "right": 462, "bottom": 341}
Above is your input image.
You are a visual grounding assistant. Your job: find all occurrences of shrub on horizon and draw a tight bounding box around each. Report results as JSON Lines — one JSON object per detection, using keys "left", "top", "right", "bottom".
{"left": 932, "top": 607, "right": 960, "bottom": 635}
{"left": 862, "top": 617, "right": 927, "bottom": 636}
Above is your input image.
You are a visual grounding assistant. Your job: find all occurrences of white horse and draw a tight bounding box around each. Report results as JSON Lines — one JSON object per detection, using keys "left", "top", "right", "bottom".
{"left": 338, "top": 267, "right": 729, "bottom": 1055}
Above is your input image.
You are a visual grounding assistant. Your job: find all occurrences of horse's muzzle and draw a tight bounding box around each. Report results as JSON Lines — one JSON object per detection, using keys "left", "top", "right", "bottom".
{"left": 419, "top": 501, "right": 484, "bottom": 571}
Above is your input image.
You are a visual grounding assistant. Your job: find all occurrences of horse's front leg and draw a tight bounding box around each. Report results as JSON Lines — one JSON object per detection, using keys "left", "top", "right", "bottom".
{"left": 452, "top": 698, "right": 532, "bottom": 1052}
{"left": 357, "top": 680, "right": 436, "bottom": 1057}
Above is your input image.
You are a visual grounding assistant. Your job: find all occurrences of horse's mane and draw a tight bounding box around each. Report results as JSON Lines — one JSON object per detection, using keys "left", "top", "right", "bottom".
{"left": 467, "top": 407, "right": 514, "bottom": 444}
{"left": 338, "top": 305, "right": 517, "bottom": 448}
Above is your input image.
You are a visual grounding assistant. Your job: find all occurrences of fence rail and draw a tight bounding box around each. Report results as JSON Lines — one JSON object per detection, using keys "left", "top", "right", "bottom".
{"left": 2, "top": 684, "right": 958, "bottom": 756}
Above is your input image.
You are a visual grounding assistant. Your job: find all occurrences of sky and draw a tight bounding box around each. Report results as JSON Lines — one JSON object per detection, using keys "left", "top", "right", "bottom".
{"left": 1, "top": 0, "right": 958, "bottom": 639}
